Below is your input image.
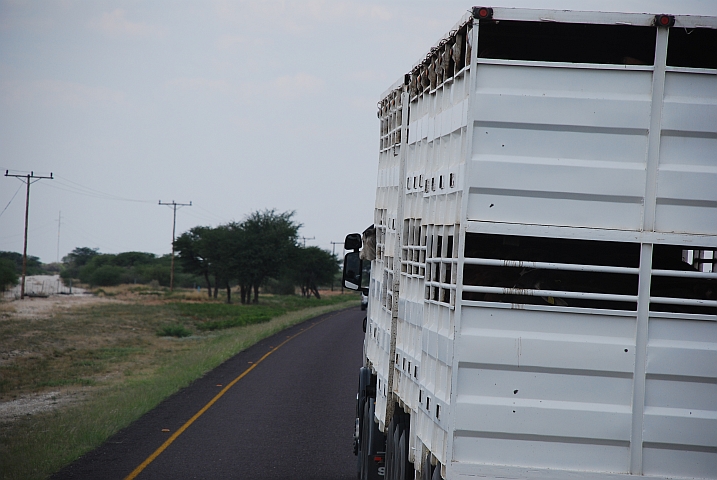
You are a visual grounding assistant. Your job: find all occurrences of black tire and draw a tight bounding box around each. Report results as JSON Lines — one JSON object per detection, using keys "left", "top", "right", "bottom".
{"left": 392, "top": 425, "right": 402, "bottom": 480}
{"left": 386, "top": 408, "right": 414, "bottom": 480}
{"left": 359, "top": 400, "right": 370, "bottom": 479}
{"left": 384, "top": 417, "right": 396, "bottom": 480}
{"left": 360, "top": 400, "right": 385, "bottom": 480}
{"left": 397, "top": 430, "right": 408, "bottom": 480}
{"left": 356, "top": 400, "right": 364, "bottom": 478}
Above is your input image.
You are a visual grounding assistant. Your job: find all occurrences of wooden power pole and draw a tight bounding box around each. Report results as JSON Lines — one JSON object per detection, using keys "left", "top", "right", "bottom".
{"left": 159, "top": 200, "right": 191, "bottom": 291}
{"left": 4, "top": 170, "right": 54, "bottom": 299}
{"left": 330, "top": 241, "right": 343, "bottom": 292}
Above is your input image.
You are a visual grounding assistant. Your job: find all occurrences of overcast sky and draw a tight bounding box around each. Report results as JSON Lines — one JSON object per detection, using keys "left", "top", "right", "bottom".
{"left": 2, "top": 0, "right": 715, "bottom": 264}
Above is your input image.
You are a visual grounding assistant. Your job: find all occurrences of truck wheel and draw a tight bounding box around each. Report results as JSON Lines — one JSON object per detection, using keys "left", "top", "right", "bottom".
{"left": 392, "top": 424, "right": 402, "bottom": 480}
{"left": 359, "top": 400, "right": 371, "bottom": 479}
{"left": 360, "top": 399, "right": 385, "bottom": 480}
{"left": 384, "top": 417, "right": 396, "bottom": 480}
{"left": 397, "top": 430, "right": 408, "bottom": 480}
{"left": 389, "top": 421, "right": 410, "bottom": 480}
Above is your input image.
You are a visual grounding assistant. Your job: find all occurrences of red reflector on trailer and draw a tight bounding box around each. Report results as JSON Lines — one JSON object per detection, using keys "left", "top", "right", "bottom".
{"left": 473, "top": 6, "right": 493, "bottom": 20}
{"left": 374, "top": 455, "right": 384, "bottom": 462}
{"left": 654, "top": 14, "right": 675, "bottom": 27}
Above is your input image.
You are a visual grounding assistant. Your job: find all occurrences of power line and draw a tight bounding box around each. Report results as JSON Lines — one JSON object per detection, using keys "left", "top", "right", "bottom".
{"left": 42, "top": 175, "right": 155, "bottom": 203}
{"left": 300, "top": 236, "right": 315, "bottom": 247}
{"left": 4, "top": 170, "right": 54, "bottom": 299}
{"left": 0, "top": 182, "right": 23, "bottom": 219}
{"left": 61, "top": 217, "right": 124, "bottom": 252}
{"left": 194, "top": 204, "right": 230, "bottom": 224}
{"left": 159, "top": 200, "right": 192, "bottom": 291}
{"left": 56, "top": 211, "right": 62, "bottom": 263}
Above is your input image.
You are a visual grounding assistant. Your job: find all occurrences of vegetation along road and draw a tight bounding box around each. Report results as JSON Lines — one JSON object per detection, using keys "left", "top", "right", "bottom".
{"left": 50, "top": 306, "right": 365, "bottom": 480}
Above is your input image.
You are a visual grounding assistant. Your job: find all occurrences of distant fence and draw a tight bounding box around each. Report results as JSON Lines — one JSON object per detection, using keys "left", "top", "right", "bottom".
{"left": 2, "top": 275, "right": 86, "bottom": 300}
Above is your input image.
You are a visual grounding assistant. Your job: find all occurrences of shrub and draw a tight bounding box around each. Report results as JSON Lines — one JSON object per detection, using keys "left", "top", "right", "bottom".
{"left": 0, "top": 258, "right": 18, "bottom": 292}
{"left": 157, "top": 325, "right": 192, "bottom": 338}
{"left": 195, "top": 313, "right": 272, "bottom": 331}
{"left": 89, "top": 265, "right": 124, "bottom": 287}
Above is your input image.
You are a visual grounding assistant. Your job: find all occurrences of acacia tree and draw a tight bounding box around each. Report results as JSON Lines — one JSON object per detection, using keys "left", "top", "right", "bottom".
{"left": 205, "top": 225, "right": 238, "bottom": 302}
{"left": 173, "top": 210, "right": 300, "bottom": 303}
{"left": 220, "top": 222, "right": 253, "bottom": 304}
{"left": 238, "top": 210, "right": 300, "bottom": 303}
{"left": 1, "top": 251, "right": 43, "bottom": 276}
{"left": 174, "top": 227, "right": 214, "bottom": 296}
{"left": 291, "top": 246, "right": 339, "bottom": 299}
{"left": 60, "top": 247, "right": 99, "bottom": 283}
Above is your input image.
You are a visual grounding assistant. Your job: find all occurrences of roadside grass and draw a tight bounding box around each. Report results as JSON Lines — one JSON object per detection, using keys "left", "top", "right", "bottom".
{"left": 0, "top": 292, "right": 358, "bottom": 480}
{"left": 157, "top": 324, "right": 192, "bottom": 337}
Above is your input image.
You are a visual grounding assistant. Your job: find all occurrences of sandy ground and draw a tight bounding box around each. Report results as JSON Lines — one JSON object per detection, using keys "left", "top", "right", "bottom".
{"left": 0, "top": 390, "right": 87, "bottom": 423}
{"left": 0, "top": 291, "right": 114, "bottom": 423}
{"left": 4, "top": 292, "right": 110, "bottom": 319}
{"left": 2, "top": 274, "right": 84, "bottom": 300}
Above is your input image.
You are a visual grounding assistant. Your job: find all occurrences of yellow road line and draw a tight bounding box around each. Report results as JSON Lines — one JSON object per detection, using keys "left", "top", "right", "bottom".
{"left": 124, "top": 314, "right": 335, "bottom": 480}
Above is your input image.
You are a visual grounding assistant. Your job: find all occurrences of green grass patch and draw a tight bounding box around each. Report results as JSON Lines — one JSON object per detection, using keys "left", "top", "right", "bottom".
{"left": 157, "top": 324, "right": 192, "bottom": 337}
{"left": 174, "top": 293, "right": 354, "bottom": 331}
{"left": 195, "top": 315, "right": 272, "bottom": 331}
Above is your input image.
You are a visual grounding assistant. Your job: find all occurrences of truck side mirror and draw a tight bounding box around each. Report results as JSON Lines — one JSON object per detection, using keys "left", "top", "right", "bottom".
{"left": 343, "top": 251, "right": 363, "bottom": 291}
{"left": 345, "top": 233, "right": 362, "bottom": 251}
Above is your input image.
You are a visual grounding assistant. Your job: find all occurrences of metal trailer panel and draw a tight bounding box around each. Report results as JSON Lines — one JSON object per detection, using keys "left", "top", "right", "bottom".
{"left": 368, "top": 7, "right": 717, "bottom": 480}
{"left": 656, "top": 70, "right": 717, "bottom": 235}
{"left": 467, "top": 62, "right": 652, "bottom": 231}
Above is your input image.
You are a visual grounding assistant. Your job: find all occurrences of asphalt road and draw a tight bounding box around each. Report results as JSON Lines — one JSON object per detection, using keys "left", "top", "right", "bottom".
{"left": 52, "top": 307, "right": 365, "bottom": 480}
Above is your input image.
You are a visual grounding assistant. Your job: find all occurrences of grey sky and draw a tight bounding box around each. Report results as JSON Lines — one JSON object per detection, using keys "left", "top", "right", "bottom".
{"left": 1, "top": 0, "right": 715, "bottom": 263}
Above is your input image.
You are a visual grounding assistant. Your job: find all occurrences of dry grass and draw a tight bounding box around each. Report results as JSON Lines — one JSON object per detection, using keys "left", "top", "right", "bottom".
{"left": 0, "top": 288, "right": 358, "bottom": 480}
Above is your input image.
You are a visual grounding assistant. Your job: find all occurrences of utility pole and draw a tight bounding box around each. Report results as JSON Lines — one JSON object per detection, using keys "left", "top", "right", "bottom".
{"left": 300, "top": 236, "right": 315, "bottom": 248}
{"left": 56, "top": 211, "right": 61, "bottom": 263}
{"left": 330, "top": 241, "right": 343, "bottom": 292}
{"left": 159, "top": 200, "right": 192, "bottom": 291}
{"left": 4, "top": 170, "right": 54, "bottom": 299}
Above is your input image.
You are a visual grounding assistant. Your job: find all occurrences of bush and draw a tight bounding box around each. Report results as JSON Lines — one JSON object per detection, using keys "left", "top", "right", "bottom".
{"left": 0, "top": 258, "right": 18, "bottom": 292}
{"left": 138, "top": 264, "right": 171, "bottom": 287}
{"left": 196, "top": 314, "right": 272, "bottom": 331}
{"left": 157, "top": 325, "right": 192, "bottom": 337}
{"left": 89, "top": 265, "right": 124, "bottom": 287}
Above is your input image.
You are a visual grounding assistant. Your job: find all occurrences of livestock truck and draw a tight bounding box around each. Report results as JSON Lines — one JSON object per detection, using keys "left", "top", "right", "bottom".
{"left": 342, "top": 6, "right": 717, "bottom": 480}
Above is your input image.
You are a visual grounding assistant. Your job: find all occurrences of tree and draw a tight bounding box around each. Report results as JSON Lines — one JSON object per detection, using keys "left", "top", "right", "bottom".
{"left": 89, "top": 265, "right": 123, "bottom": 286}
{"left": 113, "top": 251, "right": 156, "bottom": 267}
{"left": 61, "top": 247, "right": 99, "bottom": 281}
{"left": 172, "top": 210, "right": 300, "bottom": 303}
{"left": 0, "top": 258, "right": 18, "bottom": 292}
{"left": 291, "top": 246, "right": 339, "bottom": 299}
{"left": 174, "top": 227, "right": 214, "bottom": 297}
{"left": 175, "top": 225, "right": 238, "bottom": 302}
{"left": 203, "top": 225, "right": 236, "bottom": 302}
{"left": 78, "top": 254, "right": 117, "bottom": 285}
{"left": 237, "top": 210, "right": 300, "bottom": 303}
{"left": 0, "top": 251, "right": 43, "bottom": 276}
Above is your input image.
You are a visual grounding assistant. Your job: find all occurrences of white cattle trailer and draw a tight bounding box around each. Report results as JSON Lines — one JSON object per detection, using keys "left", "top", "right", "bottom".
{"left": 345, "top": 6, "right": 717, "bottom": 480}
